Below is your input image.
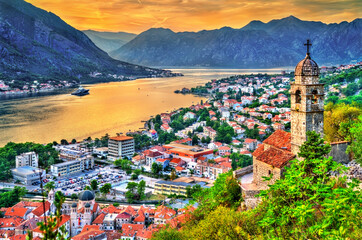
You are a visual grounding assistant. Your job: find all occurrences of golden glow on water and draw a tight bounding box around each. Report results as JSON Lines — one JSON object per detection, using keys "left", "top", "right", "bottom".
{"left": 0, "top": 68, "right": 288, "bottom": 146}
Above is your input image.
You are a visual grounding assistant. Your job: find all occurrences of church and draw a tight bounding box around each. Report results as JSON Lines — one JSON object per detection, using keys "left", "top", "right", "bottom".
{"left": 47, "top": 189, "right": 100, "bottom": 236}
{"left": 236, "top": 40, "right": 349, "bottom": 208}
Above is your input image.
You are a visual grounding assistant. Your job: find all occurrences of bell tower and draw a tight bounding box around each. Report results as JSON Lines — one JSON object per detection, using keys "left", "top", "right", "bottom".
{"left": 290, "top": 39, "right": 324, "bottom": 156}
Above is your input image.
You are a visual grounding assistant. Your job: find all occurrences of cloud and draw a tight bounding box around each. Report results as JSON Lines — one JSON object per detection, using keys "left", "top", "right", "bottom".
{"left": 26, "top": 0, "right": 361, "bottom": 33}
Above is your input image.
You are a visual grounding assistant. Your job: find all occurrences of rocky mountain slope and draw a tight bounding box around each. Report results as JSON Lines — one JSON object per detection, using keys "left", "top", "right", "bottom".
{"left": 0, "top": 0, "right": 171, "bottom": 83}
{"left": 83, "top": 30, "right": 136, "bottom": 53}
{"left": 110, "top": 16, "right": 362, "bottom": 68}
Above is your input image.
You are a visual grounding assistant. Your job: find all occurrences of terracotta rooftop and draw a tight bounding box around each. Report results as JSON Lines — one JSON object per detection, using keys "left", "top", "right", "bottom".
{"left": 263, "top": 130, "right": 291, "bottom": 151}
{"left": 5, "top": 208, "right": 28, "bottom": 218}
{"left": 0, "top": 218, "right": 22, "bottom": 228}
{"left": 121, "top": 224, "right": 145, "bottom": 238}
{"left": 13, "top": 201, "right": 41, "bottom": 208}
{"left": 109, "top": 136, "right": 133, "bottom": 141}
{"left": 92, "top": 213, "right": 105, "bottom": 224}
{"left": 116, "top": 212, "right": 131, "bottom": 219}
{"left": 255, "top": 147, "right": 295, "bottom": 168}
{"left": 31, "top": 201, "right": 50, "bottom": 217}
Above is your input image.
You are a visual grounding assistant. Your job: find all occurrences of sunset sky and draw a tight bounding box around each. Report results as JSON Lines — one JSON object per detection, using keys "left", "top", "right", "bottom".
{"left": 26, "top": 0, "right": 361, "bottom": 33}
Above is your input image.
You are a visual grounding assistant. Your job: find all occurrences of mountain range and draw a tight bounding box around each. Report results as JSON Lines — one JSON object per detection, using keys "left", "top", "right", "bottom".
{"left": 83, "top": 30, "right": 136, "bottom": 53}
{"left": 109, "top": 16, "right": 362, "bottom": 68}
{"left": 0, "top": 0, "right": 171, "bottom": 83}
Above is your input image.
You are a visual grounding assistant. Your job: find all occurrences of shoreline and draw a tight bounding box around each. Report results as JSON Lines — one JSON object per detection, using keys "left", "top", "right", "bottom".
{"left": 0, "top": 73, "right": 183, "bottom": 101}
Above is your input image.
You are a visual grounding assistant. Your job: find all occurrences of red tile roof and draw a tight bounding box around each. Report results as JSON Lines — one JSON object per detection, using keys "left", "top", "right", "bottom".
{"left": 72, "top": 225, "right": 105, "bottom": 240}
{"left": 105, "top": 231, "right": 123, "bottom": 240}
{"left": 219, "top": 162, "right": 232, "bottom": 169}
{"left": 31, "top": 201, "right": 50, "bottom": 217}
{"left": 109, "top": 136, "right": 133, "bottom": 141}
{"left": 244, "top": 138, "right": 257, "bottom": 144}
{"left": 154, "top": 206, "right": 176, "bottom": 220}
{"left": 5, "top": 208, "right": 28, "bottom": 218}
{"left": 121, "top": 224, "right": 145, "bottom": 238}
{"left": 255, "top": 147, "right": 295, "bottom": 168}
{"left": 13, "top": 201, "right": 41, "bottom": 208}
{"left": 0, "top": 230, "right": 15, "bottom": 238}
{"left": 263, "top": 130, "right": 291, "bottom": 151}
{"left": 92, "top": 213, "right": 106, "bottom": 225}
{"left": 0, "top": 217, "right": 22, "bottom": 228}
{"left": 10, "top": 234, "right": 26, "bottom": 240}
{"left": 252, "top": 144, "right": 265, "bottom": 158}
{"left": 33, "top": 215, "right": 70, "bottom": 233}
{"left": 134, "top": 209, "right": 146, "bottom": 223}
{"left": 116, "top": 212, "right": 131, "bottom": 219}
{"left": 123, "top": 206, "right": 136, "bottom": 216}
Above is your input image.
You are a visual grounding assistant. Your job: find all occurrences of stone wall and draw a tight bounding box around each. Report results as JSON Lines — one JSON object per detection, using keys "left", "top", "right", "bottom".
{"left": 252, "top": 159, "right": 282, "bottom": 188}
{"left": 233, "top": 165, "right": 253, "bottom": 179}
{"left": 241, "top": 189, "right": 262, "bottom": 209}
{"left": 328, "top": 141, "right": 351, "bottom": 164}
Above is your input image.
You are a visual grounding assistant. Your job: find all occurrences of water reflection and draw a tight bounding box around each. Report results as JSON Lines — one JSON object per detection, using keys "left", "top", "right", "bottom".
{"left": 0, "top": 68, "right": 289, "bottom": 146}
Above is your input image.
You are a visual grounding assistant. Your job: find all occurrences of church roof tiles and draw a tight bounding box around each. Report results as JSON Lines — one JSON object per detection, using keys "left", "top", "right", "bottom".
{"left": 256, "top": 147, "right": 295, "bottom": 168}
{"left": 263, "top": 130, "right": 291, "bottom": 151}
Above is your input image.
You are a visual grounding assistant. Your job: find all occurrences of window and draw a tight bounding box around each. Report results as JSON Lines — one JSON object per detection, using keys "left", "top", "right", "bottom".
{"left": 268, "top": 170, "right": 271, "bottom": 175}
{"left": 295, "top": 90, "right": 301, "bottom": 104}
{"left": 311, "top": 89, "right": 318, "bottom": 104}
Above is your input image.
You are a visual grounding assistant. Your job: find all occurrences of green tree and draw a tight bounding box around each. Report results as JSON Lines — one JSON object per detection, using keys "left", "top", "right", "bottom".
{"left": 324, "top": 103, "right": 361, "bottom": 142}
{"left": 90, "top": 179, "right": 98, "bottom": 191}
{"left": 137, "top": 180, "right": 146, "bottom": 200}
{"left": 256, "top": 131, "right": 361, "bottom": 239}
{"left": 125, "top": 182, "right": 138, "bottom": 203}
{"left": 347, "top": 115, "right": 362, "bottom": 164}
{"left": 100, "top": 183, "right": 112, "bottom": 196}
{"left": 170, "top": 169, "right": 177, "bottom": 180}
{"left": 0, "top": 186, "right": 26, "bottom": 208}
{"left": 186, "top": 184, "right": 202, "bottom": 198}
{"left": 151, "top": 162, "right": 162, "bottom": 177}
{"left": 192, "top": 135, "right": 199, "bottom": 145}
{"left": 71, "top": 193, "right": 78, "bottom": 201}
{"left": 231, "top": 159, "right": 237, "bottom": 170}
{"left": 44, "top": 181, "right": 55, "bottom": 192}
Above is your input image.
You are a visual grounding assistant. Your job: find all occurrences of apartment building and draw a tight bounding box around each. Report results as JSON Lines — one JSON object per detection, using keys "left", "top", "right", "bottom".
{"left": 16, "top": 152, "right": 39, "bottom": 168}
{"left": 107, "top": 135, "right": 135, "bottom": 161}
{"left": 50, "top": 157, "right": 94, "bottom": 177}
{"left": 154, "top": 180, "right": 191, "bottom": 196}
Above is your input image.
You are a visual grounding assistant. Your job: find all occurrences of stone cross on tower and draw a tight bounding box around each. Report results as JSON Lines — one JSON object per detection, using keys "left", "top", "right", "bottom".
{"left": 304, "top": 39, "right": 312, "bottom": 55}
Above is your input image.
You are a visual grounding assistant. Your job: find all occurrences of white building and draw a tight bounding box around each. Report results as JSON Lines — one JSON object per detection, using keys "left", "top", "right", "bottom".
{"left": 50, "top": 157, "right": 94, "bottom": 177}
{"left": 93, "top": 147, "right": 108, "bottom": 158}
{"left": 11, "top": 166, "right": 45, "bottom": 185}
{"left": 16, "top": 152, "right": 39, "bottom": 168}
{"left": 108, "top": 135, "right": 135, "bottom": 161}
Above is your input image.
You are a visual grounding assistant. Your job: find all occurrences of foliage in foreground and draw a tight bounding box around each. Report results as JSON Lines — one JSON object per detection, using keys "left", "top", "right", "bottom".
{"left": 152, "top": 132, "right": 362, "bottom": 240}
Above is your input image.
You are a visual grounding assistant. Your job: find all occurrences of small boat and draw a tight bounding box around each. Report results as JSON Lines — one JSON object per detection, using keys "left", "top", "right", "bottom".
{"left": 71, "top": 86, "right": 89, "bottom": 96}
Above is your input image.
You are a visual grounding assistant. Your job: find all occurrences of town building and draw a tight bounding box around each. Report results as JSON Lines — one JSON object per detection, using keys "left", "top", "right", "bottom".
{"left": 50, "top": 157, "right": 94, "bottom": 177}
{"left": 163, "top": 143, "right": 213, "bottom": 163}
{"left": 92, "top": 147, "right": 108, "bottom": 158}
{"left": 108, "top": 135, "right": 135, "bottom": 161}
{"left": 16, "top": 152, "right": 39, "bottom": 168}
{"left": 154, "top": 180, "right": 191, "bottom": 196}
{"left": 11, "top": 166, "right": 45, "bottom": 185}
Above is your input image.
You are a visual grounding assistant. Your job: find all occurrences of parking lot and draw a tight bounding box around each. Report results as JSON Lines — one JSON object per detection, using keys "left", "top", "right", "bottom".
{"left": 29, "top": 165, "right": 130, "bottom": 196}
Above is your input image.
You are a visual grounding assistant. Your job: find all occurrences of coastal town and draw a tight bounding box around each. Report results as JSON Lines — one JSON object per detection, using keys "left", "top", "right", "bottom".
{"left": 0, "top": 59, "right": 361, "bottom": 239}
